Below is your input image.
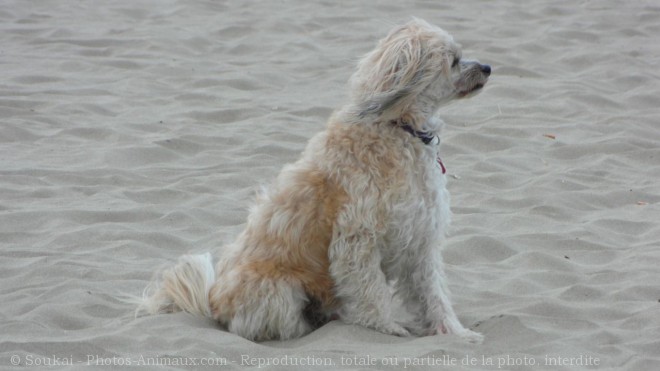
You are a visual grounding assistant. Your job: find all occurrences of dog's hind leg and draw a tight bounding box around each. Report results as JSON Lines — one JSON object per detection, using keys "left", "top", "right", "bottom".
{"left": 215, "top": 276, "right": 312, "bottom": 341}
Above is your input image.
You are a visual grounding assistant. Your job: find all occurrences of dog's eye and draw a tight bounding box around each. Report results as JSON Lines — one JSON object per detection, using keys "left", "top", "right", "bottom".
{"left": 451, "top": 57, "right": 460, "bottom": 68}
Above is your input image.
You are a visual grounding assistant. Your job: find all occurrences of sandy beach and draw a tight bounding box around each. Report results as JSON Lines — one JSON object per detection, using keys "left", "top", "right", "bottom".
{"left": 1, "top": 0, "right": 659, "bottom": 370}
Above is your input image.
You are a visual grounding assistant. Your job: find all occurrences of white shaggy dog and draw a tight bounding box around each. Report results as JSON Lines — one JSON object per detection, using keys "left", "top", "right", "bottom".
{"left": 137, "top": 18, "right": 490, "bottom": 343}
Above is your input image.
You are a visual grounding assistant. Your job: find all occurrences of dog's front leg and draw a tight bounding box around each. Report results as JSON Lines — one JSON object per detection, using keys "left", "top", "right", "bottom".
{"left": 328, "top": 232, "right": 410, "bottom": 337}
{"left": 400, "top": 248, "right": 483, "bottom": 343}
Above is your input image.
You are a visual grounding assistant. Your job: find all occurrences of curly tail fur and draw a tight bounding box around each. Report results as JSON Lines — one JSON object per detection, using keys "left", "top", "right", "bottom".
{"left": 136, "top": 253, "right": 215, "bottom": 318}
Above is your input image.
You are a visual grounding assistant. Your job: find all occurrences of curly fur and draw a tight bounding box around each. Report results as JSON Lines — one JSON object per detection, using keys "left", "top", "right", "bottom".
{"left": 137, "top": 18, "right": 490, "bottom": 343}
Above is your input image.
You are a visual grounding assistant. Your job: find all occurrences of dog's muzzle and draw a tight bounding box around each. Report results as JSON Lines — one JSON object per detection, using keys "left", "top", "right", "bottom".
{"left": 457, "top": 61, "right": 491, "bottom": 97}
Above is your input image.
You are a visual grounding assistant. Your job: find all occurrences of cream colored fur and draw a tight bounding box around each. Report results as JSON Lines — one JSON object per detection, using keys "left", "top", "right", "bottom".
{"left": 137, "top": 18, "right": 490, "bottom": 343}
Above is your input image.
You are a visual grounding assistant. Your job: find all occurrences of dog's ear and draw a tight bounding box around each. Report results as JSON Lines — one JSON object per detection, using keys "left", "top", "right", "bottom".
{"left": 356, "top": 88, "right": 411, "bottom": 119}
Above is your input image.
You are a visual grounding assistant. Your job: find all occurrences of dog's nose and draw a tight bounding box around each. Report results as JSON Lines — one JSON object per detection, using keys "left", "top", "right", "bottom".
{"left": 481, "top": 64, "right": 491, "bottom": 76}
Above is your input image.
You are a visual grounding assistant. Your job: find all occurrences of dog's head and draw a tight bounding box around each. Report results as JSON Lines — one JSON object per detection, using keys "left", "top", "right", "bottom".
{"left": 350, "top": 18, "right": 490, "bottom": 128}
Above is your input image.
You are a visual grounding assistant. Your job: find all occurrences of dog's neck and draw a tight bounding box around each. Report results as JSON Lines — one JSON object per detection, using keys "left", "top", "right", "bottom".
{"left": 392, "top": 118, "right": 440, "bottom": 146}
{"left": 391, "top": 118, "right": 446, "bottom": 173}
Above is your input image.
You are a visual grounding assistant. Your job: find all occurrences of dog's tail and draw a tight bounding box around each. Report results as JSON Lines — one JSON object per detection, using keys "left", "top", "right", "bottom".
{"left": 136, "top": 253, "right": 215, "bottom": 319}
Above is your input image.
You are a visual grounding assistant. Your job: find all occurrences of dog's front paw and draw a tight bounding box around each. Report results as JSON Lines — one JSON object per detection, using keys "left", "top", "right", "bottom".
{"left": 437, "top": 319, "right": 484, "bottom": 343}
{"left": 455, "top": 328, "right": 484, "bottom": 344}
{"left": 378, "top": 322, "right": 411, "bottom": 337}
{"left": 438, "top": 324, "right": 483, "bottom": 344}
{"left": 403, "top": 324, "right": 429, "bottom": 337}
{"left": 402, "top": 321, "right": 439, "bottom": 337}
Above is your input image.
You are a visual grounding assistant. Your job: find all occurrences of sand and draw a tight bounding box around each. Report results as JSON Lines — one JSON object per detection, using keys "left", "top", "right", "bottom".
{"left": 1, "top": 0, "right": 659, "bottom": 370}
